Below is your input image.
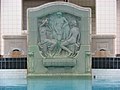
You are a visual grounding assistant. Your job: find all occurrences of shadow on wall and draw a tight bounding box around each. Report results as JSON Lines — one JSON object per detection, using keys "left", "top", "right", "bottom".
{"left": 0, "top": 55, "right": 3, "bottom": 58}
{"left": 9, "top": 48, "right": 25, "bottom": 58}
{"left": 94, "top": 49, "right": 111, "bottom": 57}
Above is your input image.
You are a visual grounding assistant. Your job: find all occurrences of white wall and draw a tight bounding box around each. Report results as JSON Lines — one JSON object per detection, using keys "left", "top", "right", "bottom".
{"left": 92, "top": 69, "right": 120, "bottom": 80}
{"left": 0, "top": 69, "right": 27, "bottom": 86}
{"left": 0, "top": 69, "right": 27, "bottom": 79}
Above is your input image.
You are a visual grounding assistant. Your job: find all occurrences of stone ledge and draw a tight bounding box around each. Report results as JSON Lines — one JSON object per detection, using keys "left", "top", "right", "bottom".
{"left": 3, "top": 35, "right": 27, "bottom": 39}
{"left": 92, "top": 34, "right": 116, "bottom": 39}
{"left": 43, "top": 59, "right": 76, "bottom": 67}
{"left": 27, "top": 73, "right": 91, "bottom": 77}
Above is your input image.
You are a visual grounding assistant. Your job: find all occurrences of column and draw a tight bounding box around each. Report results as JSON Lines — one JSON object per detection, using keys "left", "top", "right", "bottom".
{"left": 96, "top": 0, "right": 117, "bottom": 34}
{"left": 116, "top": 0, "right": 120, "bottom": 54}
{"left": 1, "top": 0, "right": 22, "bottom": 54}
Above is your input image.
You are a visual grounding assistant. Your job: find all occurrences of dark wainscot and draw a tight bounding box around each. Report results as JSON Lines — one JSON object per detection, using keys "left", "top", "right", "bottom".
{"left": 0, "top": 58, "right": 27, "bottom": 69}
{"left": 1, "top": 57, "right": 120, "bottom": 69}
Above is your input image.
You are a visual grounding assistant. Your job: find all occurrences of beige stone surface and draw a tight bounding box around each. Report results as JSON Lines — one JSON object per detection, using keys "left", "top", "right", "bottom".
{"left": 94, "top": 51, "right": 111, "bottom": 57}
{"left": 3, "top": 35, "right": 27, "bottom": 57}
{"left": 10, "top": 51, "right": 23, "bottom": 58}
{"left": 92, "top": 35, "right": 116, "bottom": 57}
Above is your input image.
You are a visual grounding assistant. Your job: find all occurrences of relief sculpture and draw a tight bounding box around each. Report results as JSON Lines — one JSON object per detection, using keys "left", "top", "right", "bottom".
{"left": 37, "top": 12, "right": 81, "bottom": 58}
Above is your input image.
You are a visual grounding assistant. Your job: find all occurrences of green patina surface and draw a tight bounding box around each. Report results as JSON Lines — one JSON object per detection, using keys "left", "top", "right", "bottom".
{"left": 27, "top": 2, "right": 91, "bottom": 76}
